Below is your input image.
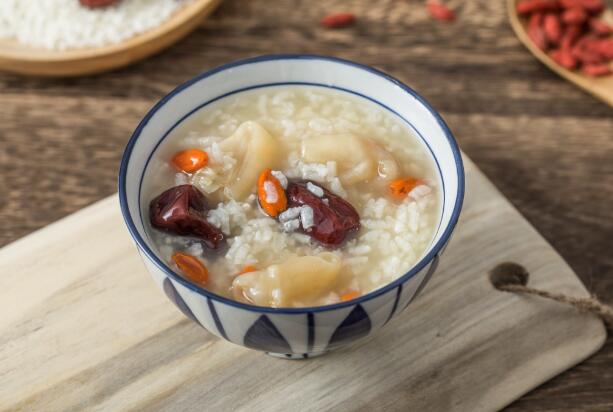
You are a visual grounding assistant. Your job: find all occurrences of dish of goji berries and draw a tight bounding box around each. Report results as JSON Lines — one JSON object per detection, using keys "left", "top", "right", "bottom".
{"left": 143, "top": 86, "right": 442, "bottom": 308}
{"left": 509, "top": 0, "right": 613, "bottom": 107}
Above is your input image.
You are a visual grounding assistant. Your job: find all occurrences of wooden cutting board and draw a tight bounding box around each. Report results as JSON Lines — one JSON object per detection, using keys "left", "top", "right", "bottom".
{"left": 0, "top": 156, "right": 605, "bottom": 412}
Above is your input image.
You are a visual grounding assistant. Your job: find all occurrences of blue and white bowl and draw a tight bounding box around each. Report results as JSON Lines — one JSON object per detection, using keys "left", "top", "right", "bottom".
{"left": 119, "top": 55, "right": 464, "bottom": 359}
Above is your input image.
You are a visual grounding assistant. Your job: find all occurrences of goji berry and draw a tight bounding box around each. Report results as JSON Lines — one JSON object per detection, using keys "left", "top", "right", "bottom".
{"left": 171, "top": 149, "right": 208, "bottom": 173}
{"left": 321, "top": 13, "right": 356, "bottom": 29}
{"left": 517, "top": 0, "right": 559, "bottom": 15}
{"left": 528, "top": 24, "right": 549, "bottom": 50}
{"left": 172, "top": 252, "right": 209, "bottom": 285}
{"left": 550, "top": 48, "right": 578, "bottom": 68}
{"left": 529, "top": 11, "right": 545, "bottom": 29}
{"left": 561, "top": 8, "right": 587, "bottom": 24}
{"left": 578, "top": 0, "right": 605, "bottom": 14}
{"left": 584, "top": 38, "right": 613, "bottom": 59}
{"left": 561, "top": 24, "right": 582, "bottom": 49}
{"left": 543, "top": 13, "right": 563, "bottom": 45}
{"left": 571, "top": 38, "right": 606, "bottom": 64}
{"left": 582, "top": 63, "right": 612, "bottom": 76}
{"left": 427, "top": 2, "right": 456, "bottom": 21}
{"left": 559, "top": 0, "right": 583, "bottom": 8}
{"left": 594, "top": 39, "right": 613, "bottom": 59}
{"left": 589, "top": 18, "right": 613, "bottom": 36}
{"left": 257, "top": 168, "right": 288, "bottom": 218}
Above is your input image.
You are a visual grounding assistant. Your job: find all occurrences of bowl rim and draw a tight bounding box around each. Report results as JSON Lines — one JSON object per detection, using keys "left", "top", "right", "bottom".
{"left": 118, "top": 54, "right": 465, "bottom": 314}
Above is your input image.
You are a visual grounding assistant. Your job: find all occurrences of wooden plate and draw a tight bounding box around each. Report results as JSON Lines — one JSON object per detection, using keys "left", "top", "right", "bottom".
{"left": 0, "top": 0, "right": 221, "bottom": 77}
{"left": 507, "top": 0, "right": 613, "bottom": 107}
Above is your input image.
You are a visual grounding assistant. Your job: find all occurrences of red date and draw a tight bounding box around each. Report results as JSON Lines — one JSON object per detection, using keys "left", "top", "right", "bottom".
{"left": 149, "top": 185, "right": 224, "bottom": 250}
{"left": 286, "top": 181, "right": 360, "bottom": 247}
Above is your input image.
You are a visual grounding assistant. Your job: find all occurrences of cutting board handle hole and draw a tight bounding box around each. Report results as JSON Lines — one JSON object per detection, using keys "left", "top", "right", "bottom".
{"left": 489, "top": 262, "right": 529, "bottom": 289}
{"left": 490, "top": 262, "right": 613, "bottom": 329}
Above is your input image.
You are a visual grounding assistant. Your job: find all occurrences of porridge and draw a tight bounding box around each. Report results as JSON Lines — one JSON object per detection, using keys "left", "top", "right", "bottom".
{"left": 142, "top": 86, "right": 441, "bottom": 308}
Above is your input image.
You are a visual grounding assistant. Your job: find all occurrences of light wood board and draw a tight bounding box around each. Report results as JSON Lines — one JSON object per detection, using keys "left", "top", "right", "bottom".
{"left": 0, "top": 156, "right": 606, "bottom": 412}
{"left": 0, "top": 0, "right": 221, "bottom": 77}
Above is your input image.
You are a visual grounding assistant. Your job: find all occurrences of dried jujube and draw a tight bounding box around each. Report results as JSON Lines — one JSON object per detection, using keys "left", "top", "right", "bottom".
{"left": 149, "top": 185, "right": 224, "bottom": 249}
{"left": 286, "top": 181, "right": 360, "bottom": 247}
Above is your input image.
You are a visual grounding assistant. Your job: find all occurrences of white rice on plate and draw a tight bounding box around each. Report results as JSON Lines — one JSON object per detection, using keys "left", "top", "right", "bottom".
{"left": 0, "top": 0, "right": 190, "bottom": 50}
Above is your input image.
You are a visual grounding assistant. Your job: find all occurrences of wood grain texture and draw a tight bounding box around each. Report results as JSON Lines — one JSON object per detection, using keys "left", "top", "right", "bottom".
{"left": 0, "top": 0, "right": 612, "bottom": 410}
{"left": 0, "top": 0, "right": 222, "bottom": 77}
{"left": 0, "top": 158, "right": 606, "bottom": 412}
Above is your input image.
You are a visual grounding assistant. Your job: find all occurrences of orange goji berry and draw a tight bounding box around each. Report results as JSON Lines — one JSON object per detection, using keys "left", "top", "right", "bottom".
{"left": 340, "top": 291, "right": 360, "bottom": 302}
{"left": 389, "top": 177, "right": 420, "bottom": 200}
{"left": 171, "top": 149, "right": 208, "bottom": 173}
{"left": 257, "top": 168, "right": 287, "bottom": 218}
{"left": 238, "top": 265, "right": 257, "bottom": 275}
{"left": 172, "top": 252, "right": 209, "bottom": 285}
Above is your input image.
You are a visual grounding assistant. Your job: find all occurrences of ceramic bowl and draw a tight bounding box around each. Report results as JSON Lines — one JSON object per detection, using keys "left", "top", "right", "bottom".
{"left": 119, "top": 54, "right": 465, "bottom": 359}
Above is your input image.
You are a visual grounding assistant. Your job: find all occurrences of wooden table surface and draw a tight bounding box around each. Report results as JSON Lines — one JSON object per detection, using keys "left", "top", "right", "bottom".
{"left": 0, "top": 0, "right": 611, "bottom": 410}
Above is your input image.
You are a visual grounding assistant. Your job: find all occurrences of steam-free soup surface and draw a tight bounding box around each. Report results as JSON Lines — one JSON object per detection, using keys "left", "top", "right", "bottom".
{"left": 143, "top": 86, "right": 441, "bottom": 308}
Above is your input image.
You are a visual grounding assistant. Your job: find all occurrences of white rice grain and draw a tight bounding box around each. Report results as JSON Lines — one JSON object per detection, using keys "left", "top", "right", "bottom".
{"left": 271, "top": 170, "right": 288, "bottom": 189}
{"left": 410, "top": 185, "right": 432, "bottom": 199}
{"left": 344, "top": 256, "right": 369, "bottom": 266}
{"left": 300, "top": 206, "right": 315, "bottom": 231}
{"left": 282, "top": 219, "right": 301, "bottom": 232}
{"left": 263, "top": 181, "right": 278, "bottom": 203}
{"left": 329, "top": 177, "right": 347, "bottom": 197}
{"left": 306, "top": 182, "right": 324, "bottom": 197}
{"left": 185, "top": 243, "right": 204, "bottom": 257}
{"left": 279, "top": 207, "right": 302, "bottom": 223}
{"left": 174, "top": 173, "right": 189, "bottom": 185}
